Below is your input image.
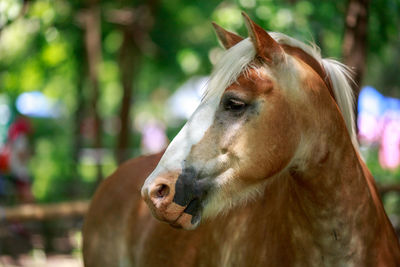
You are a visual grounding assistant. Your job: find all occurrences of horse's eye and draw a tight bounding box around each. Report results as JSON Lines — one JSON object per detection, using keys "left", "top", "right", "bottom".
{"left": 224, "top": 98, "right": 247, "bottom": 112}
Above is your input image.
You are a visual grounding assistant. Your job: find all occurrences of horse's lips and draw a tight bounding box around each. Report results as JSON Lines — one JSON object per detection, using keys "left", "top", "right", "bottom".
{"left": 169, "top": 198, "right": 202, "bottom": 230}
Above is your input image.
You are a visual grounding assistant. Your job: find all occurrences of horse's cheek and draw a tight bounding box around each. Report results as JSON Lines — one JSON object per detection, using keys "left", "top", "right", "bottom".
{"left": 253, "top": 100, "right": 298, "bottom": 178}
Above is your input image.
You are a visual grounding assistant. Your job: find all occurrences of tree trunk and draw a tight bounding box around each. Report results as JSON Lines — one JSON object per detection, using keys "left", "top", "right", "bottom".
{"left": 71, "top": 38, "right": 86, "bottom": 196}
{"left": 342, "top": 0, "right": 370, "bottom": 112}
{"left": 107, "top": 5, "right": 157, "bottom": 164}
{"left": 116, "top": 29, "right": 139, "bottom": 164}
{"left": 83, "top": 3, "right": 103, "bottom": 184}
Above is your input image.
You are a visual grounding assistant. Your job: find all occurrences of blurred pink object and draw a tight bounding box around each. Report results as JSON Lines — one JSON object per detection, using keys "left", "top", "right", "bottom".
{"left": 358, "top": 86, "right": 400, "bottom": 170}
{"left": 358, "top": 113, "right": 382, "bottom": 143}
{"left": 379, "top": 116, "right": 400, "bottom": 170}
{"left": 141, "top": 122, "right": 168, "bottom": 154}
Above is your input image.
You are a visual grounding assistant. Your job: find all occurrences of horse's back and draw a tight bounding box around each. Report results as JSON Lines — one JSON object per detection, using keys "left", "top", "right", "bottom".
{"left": 82, "top": 152, "right": 163, "bottom": 267}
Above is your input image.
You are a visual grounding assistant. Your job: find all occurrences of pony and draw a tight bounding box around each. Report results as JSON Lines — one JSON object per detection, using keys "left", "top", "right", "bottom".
{"left": 83, "top": 13, "right": 400, "bottom": 266}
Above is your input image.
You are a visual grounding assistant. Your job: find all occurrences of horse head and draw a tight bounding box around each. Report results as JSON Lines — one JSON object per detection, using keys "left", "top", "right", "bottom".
{"left": 141, "top": 13, "right": 355, "bottom": 230}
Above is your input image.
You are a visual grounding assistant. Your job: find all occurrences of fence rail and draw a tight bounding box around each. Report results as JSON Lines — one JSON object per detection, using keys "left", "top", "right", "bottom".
{"left": 1, "top": 200, "right": 89, "bottom": 221}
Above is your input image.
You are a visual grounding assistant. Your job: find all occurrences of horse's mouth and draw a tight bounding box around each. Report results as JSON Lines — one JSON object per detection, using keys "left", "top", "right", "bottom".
{"left": 169, "top": 198, "right": 202, "bottom": 230}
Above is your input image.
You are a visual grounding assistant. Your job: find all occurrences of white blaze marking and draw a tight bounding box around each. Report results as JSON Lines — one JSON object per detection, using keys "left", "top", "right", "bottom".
{"left": 143, "top": 39, "right": 256, "bottom": 188}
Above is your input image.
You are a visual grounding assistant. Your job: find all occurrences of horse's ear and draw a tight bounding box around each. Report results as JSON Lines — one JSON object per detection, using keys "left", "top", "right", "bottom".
{"left": 242, "top": 12, "right": 284, "bottom": 64}
{"left": 212, "top": 22, "right": 244, "bottom": 49}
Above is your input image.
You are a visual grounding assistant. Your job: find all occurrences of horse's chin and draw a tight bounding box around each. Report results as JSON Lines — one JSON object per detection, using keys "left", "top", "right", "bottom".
{"left": 169, "top": 212, "right": 201, "bottom": 230}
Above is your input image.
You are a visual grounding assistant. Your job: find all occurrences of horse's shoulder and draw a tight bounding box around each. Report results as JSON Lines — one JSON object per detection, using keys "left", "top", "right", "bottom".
{"left": 83, "top": 151, "right": 164, "bottom": 267}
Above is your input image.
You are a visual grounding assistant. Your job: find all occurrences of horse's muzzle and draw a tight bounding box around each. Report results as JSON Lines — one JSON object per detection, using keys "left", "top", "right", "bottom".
{"left": 141, "top": 169, "right": 203, "bottom": 230}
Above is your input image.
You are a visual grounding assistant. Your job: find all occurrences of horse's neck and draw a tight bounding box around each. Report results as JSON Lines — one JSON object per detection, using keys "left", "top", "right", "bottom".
{"left": 208, "top": 138, "right": 399, "bottom": 265}
{"left": 255, "top": 132, "right": 400, "bottom": 264}
{"left": 290, "top": 144, "right": 374, "bottom": 254}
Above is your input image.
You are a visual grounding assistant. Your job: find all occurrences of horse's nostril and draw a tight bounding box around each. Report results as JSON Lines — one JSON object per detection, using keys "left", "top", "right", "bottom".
{"left": 154, "top": 184, "right": 170, "bottom": 199}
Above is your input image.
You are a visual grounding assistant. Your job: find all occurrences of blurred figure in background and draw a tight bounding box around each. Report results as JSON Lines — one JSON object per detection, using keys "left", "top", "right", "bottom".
{"left": 7, "top": 116, "right": 34, "bottom": 203}
{"left": 0, "top": 141, "right": 11, "bottom": 202}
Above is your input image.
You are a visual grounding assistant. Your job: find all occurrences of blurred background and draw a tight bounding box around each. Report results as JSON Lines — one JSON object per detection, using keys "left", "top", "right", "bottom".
{"left": 0, "top": 0, "right": 399, "bottom": 266}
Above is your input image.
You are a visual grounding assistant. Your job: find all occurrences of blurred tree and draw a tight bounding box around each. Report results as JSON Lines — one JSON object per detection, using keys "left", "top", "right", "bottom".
{"left": 343, "top": 0, "right": 369, "bottom": 88}
{"left": 343, "top": 0, "right": 369, "bottom": 121}
{"left": 108, "top": 7, "right": 139, "bottom": 164}
{"left": 106, "top": 2, "right": 158, "bottom": 164}
{"left": 77, "top": 0, "right": 104, "bottom": 184}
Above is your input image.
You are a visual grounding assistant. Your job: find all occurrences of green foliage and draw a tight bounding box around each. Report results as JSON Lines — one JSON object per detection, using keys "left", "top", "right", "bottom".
{"left": 364, "top": 147, "right": 400, "bottom": 184}
{"left": 30, "top": 119, "right": 75, "bottom": 202}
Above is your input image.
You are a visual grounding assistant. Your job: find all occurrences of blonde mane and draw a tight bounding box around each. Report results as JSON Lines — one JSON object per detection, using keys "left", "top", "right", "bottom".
{"left": 203, "top": 32, "right": 358, "bottom": 150}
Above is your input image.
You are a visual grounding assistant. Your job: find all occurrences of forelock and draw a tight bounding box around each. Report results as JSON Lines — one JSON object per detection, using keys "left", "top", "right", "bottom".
{"left": 202, "top": 38, "right": 256, "bottom": 102}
